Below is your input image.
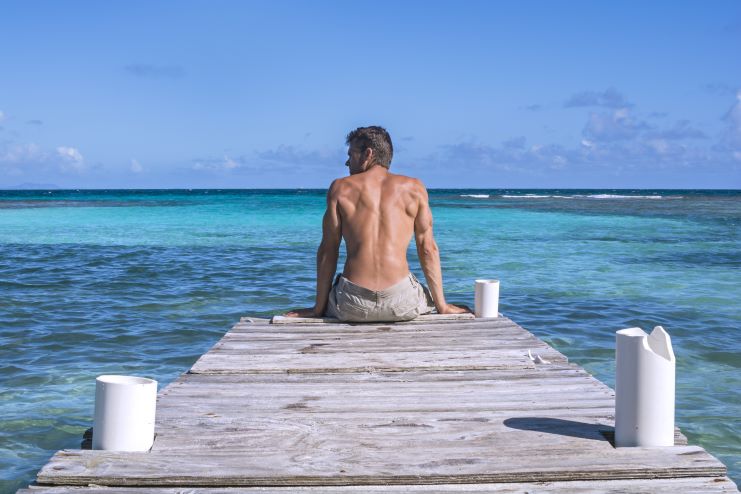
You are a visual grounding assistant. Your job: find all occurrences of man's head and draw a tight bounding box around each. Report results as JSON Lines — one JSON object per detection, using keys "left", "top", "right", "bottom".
{"left": 345, "top": 126, "right": 393, "bottom": 173}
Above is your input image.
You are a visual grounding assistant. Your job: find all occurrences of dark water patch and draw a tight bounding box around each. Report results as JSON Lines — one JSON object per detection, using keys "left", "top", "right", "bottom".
{"left": 700, "top": 351, "right": 741, "bottom": 368}
{"left": 434, "top": 191, "right": 741, "bottom": 226}
{"left": 0, "top": 199, "right": 201, "bottom": 209}
{"left": 621, "top": 251, "right": 741, "bottom": 268}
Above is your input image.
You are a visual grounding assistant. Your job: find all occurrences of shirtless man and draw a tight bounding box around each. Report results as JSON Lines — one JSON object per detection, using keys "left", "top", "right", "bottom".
{"left": 286, "top": 126, "right": 469, "bottom": 321}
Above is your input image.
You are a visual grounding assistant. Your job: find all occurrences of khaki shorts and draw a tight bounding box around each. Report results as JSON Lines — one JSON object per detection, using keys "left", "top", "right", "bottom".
{"left": 325, "top": 273, "right": 436, "bottom": 322}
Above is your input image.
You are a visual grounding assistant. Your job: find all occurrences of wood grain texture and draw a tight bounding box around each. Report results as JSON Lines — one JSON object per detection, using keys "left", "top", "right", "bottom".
{"left": 19, "top": 476, "right": 740, "bottom": 493}
{"left": 270, "top": 313, "right": 477, "bottom": 324}
{"left": 190, "top": 317, "right": 566, "bottom": 375}
{"left": 36, "top": 445, "right": 727, "bottom": 486}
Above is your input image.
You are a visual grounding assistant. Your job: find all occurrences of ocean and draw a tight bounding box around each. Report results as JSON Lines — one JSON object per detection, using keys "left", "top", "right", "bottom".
{"left": 0, "top": 188, "right": 739, "bottom": 492}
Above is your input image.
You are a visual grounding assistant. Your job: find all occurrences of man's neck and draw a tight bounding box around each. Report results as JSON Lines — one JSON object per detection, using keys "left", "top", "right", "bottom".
{"left": 362, "top": 164, "right": 388, "bottom": 175}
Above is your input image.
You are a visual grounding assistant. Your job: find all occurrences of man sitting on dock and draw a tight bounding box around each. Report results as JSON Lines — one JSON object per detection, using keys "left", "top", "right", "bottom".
{"left": 286, "top": 125, "right": 468, "bottom": 322}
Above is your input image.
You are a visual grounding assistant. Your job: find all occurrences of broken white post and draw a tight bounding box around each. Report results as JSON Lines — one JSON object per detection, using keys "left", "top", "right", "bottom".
{"left": 615, "top": 326, "right": 675, "bottom": 447}
{"left": 474, "top": 279, "right": 500, "bottom": 318}
{"left": 93, "top": 375, "right": 157, "bottom": 451}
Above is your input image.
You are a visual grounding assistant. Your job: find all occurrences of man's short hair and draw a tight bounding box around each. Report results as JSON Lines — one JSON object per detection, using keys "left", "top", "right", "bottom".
{"left": 346, "top": 126, "right": 393, "bottom": 169}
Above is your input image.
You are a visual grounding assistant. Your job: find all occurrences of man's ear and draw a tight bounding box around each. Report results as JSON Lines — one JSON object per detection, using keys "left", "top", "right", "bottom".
{"left": 363, "top": 148, "right": 374, "bottom": 167}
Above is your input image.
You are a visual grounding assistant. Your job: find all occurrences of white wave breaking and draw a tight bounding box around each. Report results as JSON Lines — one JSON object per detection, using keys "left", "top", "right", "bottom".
{"left": 586, "top": 194, "right": 664, "bottom": 199}
{"left": 460, "top": 194, "right": 490, "bottom": 198}
{"left": 501, "top": 194, "right": 574, "bottom": 199}
{"left": 499, "top": 194, "right": 669, "bottom": 200}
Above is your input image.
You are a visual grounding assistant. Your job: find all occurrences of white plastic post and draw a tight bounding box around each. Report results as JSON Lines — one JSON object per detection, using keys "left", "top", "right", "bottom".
{"left": 474, "top": 279, "right": 500, "bottom": 318}
{"left": 93, "top": 375, "right": 157, "bottom": 451}
{"left": 615, "top": 326, "right": 675, "bottom": 447}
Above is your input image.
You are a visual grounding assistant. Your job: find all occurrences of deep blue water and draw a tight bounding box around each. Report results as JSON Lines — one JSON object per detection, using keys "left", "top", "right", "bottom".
{"left": 1, "top": 189, "right": 739, "bottom": 492}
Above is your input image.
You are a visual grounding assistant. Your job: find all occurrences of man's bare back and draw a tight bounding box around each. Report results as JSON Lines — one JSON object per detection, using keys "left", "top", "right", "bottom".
{"left": 286, "top": 126, "right": 468, "bottom": 319}
{"left": 333, "top": 166, "right": 420, "bottom": 290}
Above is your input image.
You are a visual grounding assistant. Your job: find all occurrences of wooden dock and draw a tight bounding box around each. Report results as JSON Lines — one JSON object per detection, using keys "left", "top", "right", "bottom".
{"left": 20, "top": 314, "right": 738, "bottom": 493}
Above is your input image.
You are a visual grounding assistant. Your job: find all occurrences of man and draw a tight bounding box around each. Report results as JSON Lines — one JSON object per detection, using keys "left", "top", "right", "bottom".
{"left": 287, "top": 126, "right": 469, "bottom": 322}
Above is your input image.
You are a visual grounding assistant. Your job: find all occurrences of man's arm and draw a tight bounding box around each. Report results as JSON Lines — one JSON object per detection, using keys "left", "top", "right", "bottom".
{"left": 414, "top": 182, "right": 468, "bottom": 314}
{"left": 313, "top": 180, "right": 342, "bottom": 315}
{"left": 285, "top": 181, "right": 342, "bottom": 317}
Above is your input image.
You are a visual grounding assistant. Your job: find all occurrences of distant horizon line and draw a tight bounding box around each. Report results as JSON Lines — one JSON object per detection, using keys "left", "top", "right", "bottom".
{"left": 2, "top": 187, "right": 740, "bottom": 192}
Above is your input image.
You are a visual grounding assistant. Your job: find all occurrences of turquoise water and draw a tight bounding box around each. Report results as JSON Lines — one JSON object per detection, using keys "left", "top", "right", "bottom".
{"left": 1, "top": 189, "right": 739, "bottom": 492}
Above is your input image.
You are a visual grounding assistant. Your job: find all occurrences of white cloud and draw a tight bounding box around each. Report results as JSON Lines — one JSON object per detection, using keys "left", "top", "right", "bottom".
{"left": 434, "top": 140, "right": 572, "bottom": 175}
{"left": 0, "top": 142, "right": 47, "bottom": 177}
{"left": 223, "top": 155, "right": 238, "bottom": 170}
{"left": 191, "top": 146, "right": 345, "bottom": 176}
{"left": 583, "top": 108, "right": 650, "bottom": 142}
{"left": 647, "top": 139, "right": 670, "bottom": 155}
{"left": 56, "top": 146, "right": 85, "bottom": 172}
{"left": 255, "top": 145, "right": 344, "bottom": 168}
{"left": 433, "top": 101, "right": 729, "bottom": 173}
{"left": 130, "top": 158, "right": 143, "bottom": 173}
{"left": 1, "top": 142, "right": 44, "bottom": 164}
{"left": 565, "top": 88, "right": 632, "bottom": 108}
{"left": 646, "top": 120, "right": 706, "bottom": 140}
{"left": 725, "top": 90, "right": 741, "bottom": 140}
{"left": 716, "top": 88, "right": 741, "bottom": 160}
{"left": 192, "top": 155, "right": 241, "bottom": 172}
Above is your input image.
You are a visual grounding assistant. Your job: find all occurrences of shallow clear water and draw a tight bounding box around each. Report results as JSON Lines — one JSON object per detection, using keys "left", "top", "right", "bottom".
{"left": 1, "top": 189, "right": 739, "bottom": 492}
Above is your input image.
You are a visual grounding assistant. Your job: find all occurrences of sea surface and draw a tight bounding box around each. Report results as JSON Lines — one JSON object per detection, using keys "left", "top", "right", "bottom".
{"left": 0, "top": 188, "right": 739, "bottom": 492}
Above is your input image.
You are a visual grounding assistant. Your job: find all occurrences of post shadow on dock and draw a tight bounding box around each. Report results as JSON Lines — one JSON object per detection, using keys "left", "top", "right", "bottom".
{"left": 504, "top": 417, "right": 614, "bottom": 443}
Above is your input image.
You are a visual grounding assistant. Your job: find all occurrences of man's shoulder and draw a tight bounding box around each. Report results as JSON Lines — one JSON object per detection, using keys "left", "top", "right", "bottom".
{"left": 327, "top": 171, "right": 426, "bottom": 195}
{"left": 326, "top": 176, "right": 358, "bottom": 200}
{"left": 328, "top": 175, "right": 354, "bottom": 190}
{"left": 388, "top": 172, "right": 425, "bottom": 189}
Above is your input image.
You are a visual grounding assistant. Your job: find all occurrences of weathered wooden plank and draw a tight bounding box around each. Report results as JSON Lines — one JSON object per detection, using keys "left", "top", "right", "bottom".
{"left": 157, "top": 378, "right": 615, "bottom": 400}
{"left": 220, "top": 326, "right": 544, "bottom": 342}
{"left": 222, "top": 329, "right": 545, "bottom": 345}
{"left": 19, "top": 475, "right": 741, "bottom": 493}
{"left": 158, "top": 366, "right": 584, "bottom": 398}
{"left": 270, "top": 313, "right": 477, "bottom": 324}
{"left": 149, "top": 409, "right": 616, "bottom": 451}
{"left": 156, "top": 398, "right": 617, "bottom": 417}
{"left": 234, "top": 317, "right": 516, "bottom": 333}
{"left": 201, "top": 345, "right": 565, "bottom": 361}
{"left": 154, "top": 407, "right": 620, "bottom": 426}
{"left": 156, "top": 364, "right": 592, "bottom": 397}
{"left": 212, "top": 334, "right": 556, "bottom": 352}
{"left": 234, "top": 318, "right": 518, "bottom": 333}
{"left": 151, "top": 412, "right": 687, "bottom": 451}
{"left": 157, "top": 384, "right": 614, "bottom": 404}
{"left": 155, "top": 375, "right": 615, "bottom": 408}
{"left": 167, "top": 365, "right": 593, "bottom": 385}
{"left": 188, "top": 351, "right": 538, "bottom": 374}
{"left": 36, "top": 444, "right": 726, "bottom": 487}
{"left": 206, "top": 335, "right": 568, "bottom": 365}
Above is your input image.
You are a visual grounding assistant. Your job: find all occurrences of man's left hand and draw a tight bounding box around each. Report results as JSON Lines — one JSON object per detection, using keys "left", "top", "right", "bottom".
{"left": 438, "top": 303, "right": 472, "bottom": 314}
{"left": 284, "top": 307, "right": 322, "bottom": 318}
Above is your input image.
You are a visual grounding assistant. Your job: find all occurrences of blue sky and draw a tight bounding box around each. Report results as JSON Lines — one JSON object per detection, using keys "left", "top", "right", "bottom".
{"left": 1, "top": 0, "right": 740, "bottom": 189}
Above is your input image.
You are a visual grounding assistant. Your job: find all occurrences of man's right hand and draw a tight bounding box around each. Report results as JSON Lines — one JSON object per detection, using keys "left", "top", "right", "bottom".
{"left": 438, "top": 303, "right": 472, "bottom": 315}
{"left": 284, "top": 307, "right": 323, "bottom": 318}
